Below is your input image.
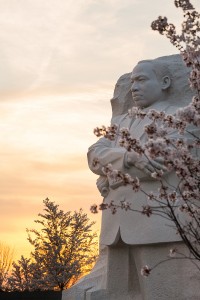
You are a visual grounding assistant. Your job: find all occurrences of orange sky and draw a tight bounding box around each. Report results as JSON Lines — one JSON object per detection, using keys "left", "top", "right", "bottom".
{"left": 1, "top": 0, "right": 200, "bottom": 261}
{"left": 0, "top": 91, "right": 110, "bottom": 259}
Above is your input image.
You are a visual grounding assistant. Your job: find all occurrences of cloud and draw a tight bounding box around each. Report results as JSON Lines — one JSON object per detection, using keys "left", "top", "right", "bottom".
{"left": 3, "top": 0, "right": 199, "bottom": 94}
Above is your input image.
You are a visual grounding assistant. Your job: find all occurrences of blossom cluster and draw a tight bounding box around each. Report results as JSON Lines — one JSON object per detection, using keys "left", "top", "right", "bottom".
{"left": 90, "top": 199, "right": 132, "bottom": 215}
{"left": 146, "top": 0, "right": 200, "bottom": 273}
{"left": 174, "top": 0, "right": 194, "bottom": 11}
{"left": 128, "top": 107, "right": 147, "bottom": 119}
{"left": 176, "top": 96, "right": 200, "bottom": 126}
{"left": 119, "top": 127, "right": 144, "bottom": 154}
{"left": 102, "top": 163, "right": 140, "bottom": 192}
{"left": 93, "top": 124, "right": 118, "bottom": 140}
{"left": 151, "top": 1, "right": 200, "bottom": 52}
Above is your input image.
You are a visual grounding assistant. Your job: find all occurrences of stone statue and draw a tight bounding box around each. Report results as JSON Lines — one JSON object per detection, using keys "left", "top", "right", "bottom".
{"left": 62, "top": 55, "right": 200, "bottom": 300}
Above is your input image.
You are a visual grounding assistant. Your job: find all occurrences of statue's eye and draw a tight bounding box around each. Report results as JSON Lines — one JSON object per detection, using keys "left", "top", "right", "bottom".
{"left": 138, "top": 78, "right": 145, "bottom": 82}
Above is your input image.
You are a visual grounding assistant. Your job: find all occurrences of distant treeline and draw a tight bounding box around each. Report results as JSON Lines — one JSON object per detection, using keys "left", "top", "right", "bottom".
{"left": 0, "top": 291, "right": 62, "bottom": 300}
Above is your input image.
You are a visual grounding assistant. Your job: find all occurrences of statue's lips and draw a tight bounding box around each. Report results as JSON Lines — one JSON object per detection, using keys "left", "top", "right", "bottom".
{"left": 132, "top": 94, "right": 143, "bottom": 100}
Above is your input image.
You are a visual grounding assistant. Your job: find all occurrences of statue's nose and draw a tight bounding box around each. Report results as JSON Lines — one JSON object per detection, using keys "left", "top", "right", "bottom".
{"left": 131, "top": 82, "right": 139, "bottom": 92}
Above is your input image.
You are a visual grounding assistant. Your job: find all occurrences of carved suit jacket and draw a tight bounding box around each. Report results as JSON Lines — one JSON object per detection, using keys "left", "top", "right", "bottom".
{"left": 87, "top": 101, "right": 196, "bottom": 245}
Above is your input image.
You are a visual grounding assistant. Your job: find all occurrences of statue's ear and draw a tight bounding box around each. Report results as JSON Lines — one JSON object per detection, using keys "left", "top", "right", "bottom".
{"left": 161, "top": 76, "right": 171, "bottom": 90}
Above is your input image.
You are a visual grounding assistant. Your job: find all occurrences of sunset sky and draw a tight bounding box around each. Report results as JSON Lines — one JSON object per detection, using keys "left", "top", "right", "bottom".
{"left": 1, "top": 0, "right": 200, "bottom": 260}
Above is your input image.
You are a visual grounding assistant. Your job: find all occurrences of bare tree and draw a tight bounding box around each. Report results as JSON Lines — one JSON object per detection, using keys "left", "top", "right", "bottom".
{"left": 0, "top": 242, "right": 14, "bottom": 291}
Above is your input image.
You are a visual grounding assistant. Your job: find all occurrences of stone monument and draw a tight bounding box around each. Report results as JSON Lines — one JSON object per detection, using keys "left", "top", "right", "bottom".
{"left": 62, "top": 55, "right": 200, "bottom": 300}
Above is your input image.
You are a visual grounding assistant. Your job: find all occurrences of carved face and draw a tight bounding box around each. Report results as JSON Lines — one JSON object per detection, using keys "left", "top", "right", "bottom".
{"left": 130, "top": 62, "right": 165, "bottom": 109}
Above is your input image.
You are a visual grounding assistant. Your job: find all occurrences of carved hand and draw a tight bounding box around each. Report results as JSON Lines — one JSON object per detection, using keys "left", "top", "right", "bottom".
{"left": 126, "top": 151, "right": 167, "bottom": 176}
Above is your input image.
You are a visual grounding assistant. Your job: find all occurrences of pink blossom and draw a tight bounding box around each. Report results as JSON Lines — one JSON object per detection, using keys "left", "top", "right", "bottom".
{"left": 151, "top": 170, "right": 164, "bottom": 180}
{"left": 90, "top": 204, "right": 98, "bottom": 214}
{"left": 147, "top": 109, "right": 165, "bottom": 121}
{"left": 120, "top": 200, "right": 131, "bottom": 211}
{"left": 92, "top": 158, "right": 99, "bottom": 168}
{"left": 142, "top": 205, "right": 152, "bottom": 217}
{"left": 141, "top": 265, "right": 151, "bottom": 277}
{"left": 168, "top": 192, "right": 178, "bottom": 203}
{"left": 147, "top": 191, "right": 156, "bottom": 201}
{"left": 128, "top": 107, "right": 146, "bottom": 119}
{"left": 99, "top": 203, "right": 108, "bottom": 210}
{"left": 169, "top": 248, "right": 177, "bottom": 257}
